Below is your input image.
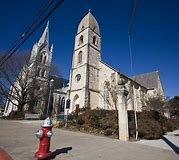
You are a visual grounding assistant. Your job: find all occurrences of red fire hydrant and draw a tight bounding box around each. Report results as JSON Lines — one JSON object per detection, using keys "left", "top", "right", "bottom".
{"left": 35, "top": 117, "right": 53, "bottom": 160}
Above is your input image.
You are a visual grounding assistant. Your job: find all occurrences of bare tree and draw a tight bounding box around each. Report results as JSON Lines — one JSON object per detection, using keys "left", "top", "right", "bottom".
{"left": 0, "top": 52, "right": 62, "bottom": 117}
{"left": 143, "top": 94, "right": 166, "bottom": 114}
{"left": 104, "top": 80, "right": 118, "bottom": 111}
{"left": 0, "top": 53, "right": 37, "bottom": 115}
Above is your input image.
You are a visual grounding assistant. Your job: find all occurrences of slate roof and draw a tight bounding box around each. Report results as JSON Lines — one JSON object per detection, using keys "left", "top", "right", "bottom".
{"left": 50, "top": 75, "right": 69, "bottom": 89}
{"left": 132, "top": 71, "right": 159, "bottom": 89}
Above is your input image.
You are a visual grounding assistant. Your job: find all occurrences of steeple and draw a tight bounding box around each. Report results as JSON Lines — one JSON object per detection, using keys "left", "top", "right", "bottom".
{"left": 77, "top": 11, "right": 100, "bottom": 35}
{"left": 38, "top": 21, "right": 49, "bottom": 46}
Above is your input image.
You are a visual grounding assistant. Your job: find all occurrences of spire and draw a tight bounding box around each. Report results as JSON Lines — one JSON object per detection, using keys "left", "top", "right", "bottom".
{"left": 50, "top": 44, "right": 53, "bottom": 53}
{"left": 38, "top": 21, "right": 49, "bottom": 46}
{"left": 77, "top": 11, "right": 100, "bottom": 35}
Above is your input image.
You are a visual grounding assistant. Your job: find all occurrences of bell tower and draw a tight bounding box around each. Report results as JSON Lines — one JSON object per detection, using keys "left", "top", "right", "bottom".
{"left": 69, "top": 11, "right": 101, "bottom": 112}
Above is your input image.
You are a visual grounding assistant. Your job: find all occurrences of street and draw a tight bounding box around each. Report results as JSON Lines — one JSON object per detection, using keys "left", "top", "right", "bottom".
{"left": 0, "top": 119, "right": 178, "bottom": 160}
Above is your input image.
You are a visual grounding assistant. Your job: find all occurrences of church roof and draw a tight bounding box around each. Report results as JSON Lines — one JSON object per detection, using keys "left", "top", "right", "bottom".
{"left": 132, "top": 71, "right": 160, "bottom": 89}
{"left": 50, "top": 75, "right": 69, "bottom": 89}
{"left": 38, "top": 21, "right": 49, "bottom": 46}
{"left": 77, "top": 11, "right": 100, "bottom": 35}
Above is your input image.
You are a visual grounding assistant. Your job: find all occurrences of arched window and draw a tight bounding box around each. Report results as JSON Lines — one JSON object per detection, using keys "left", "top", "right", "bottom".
{"left": 41, "top": 69, "right": 46, "bottom": 77}
{"left": 78, "top": 35, "right": 83, "bottom": 45}
{"left": 66, "top": 99, "right": 70, "bottom": 109}
{"left": 74, "top": 94, "right": 79, "bottom": 101}
{"left": 43, "top": 55, "right": 47, "bottom": 64}
{"left": 40, "top": 52, "right": 47, "bottom": 64}
{"left": 40, "top": 54, "right": 43, "bottom": 63}
{"left": 43, "top": 70, "right": 46, "bottom": 77}
{"left": 34, "top": 100, "right": 38, "bottom": 107}
{"left": 73, "top": 94, "right": 80, "bottom": 110}
{"left": 57, "top": 96, "right": 61, "bottom": 114}
{"left": 60, "top": 97, "right": 65, "bottom": 112}
{"left": 93, "top": 36, "right": 97, "bottom": 45}
{"left": 81, "top": 25, "right": 84, "bottom": 30}
{"left": 37, "top": 68, "right": 41, "bottom": 76}
{"left": 78, "top": 51, "right": 82, "bottom": 64}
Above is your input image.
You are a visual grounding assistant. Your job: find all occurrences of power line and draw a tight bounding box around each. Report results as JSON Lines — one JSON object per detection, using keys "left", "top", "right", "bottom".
{"left": 9, "top": 0, "right": 55, "bottom": 53}
{"left": 0, "top": 0, "right": 64, "bottom": 67}
{"left": 128, "top": 0, "right": 139, "bottom": 36}
{"left": 128, "top": 35, "right": 133, "bottom": 74}
{"left": 128, "top": 0, "right": 140, "bottom": 141}
{"left": 0, "top": 0, "right": 54, "bottom": 65}
{"left": 128, "top": 0, "right": 139, "bottom": 75}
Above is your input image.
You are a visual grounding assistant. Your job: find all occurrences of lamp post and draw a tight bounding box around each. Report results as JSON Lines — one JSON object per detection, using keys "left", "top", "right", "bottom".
{"left": 46, "top": 79, "right": 54, "bottom": 117}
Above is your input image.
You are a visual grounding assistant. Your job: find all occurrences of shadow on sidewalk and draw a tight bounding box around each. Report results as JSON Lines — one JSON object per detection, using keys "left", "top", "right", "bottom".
{"left": 50, "top": 146, "right": 72, "bottom": 159}
{"left": 162, "top": 136, "right": 179, "bottom": 154}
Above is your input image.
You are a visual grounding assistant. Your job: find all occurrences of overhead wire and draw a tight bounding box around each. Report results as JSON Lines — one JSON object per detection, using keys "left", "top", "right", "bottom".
{"left": 128, "top": 0, "right": 139, "bottom": 75}
{"left": 0, "top": 0, "right": 64, "bottom": 67}
{"left": 0, "top": 0, "right": 54, "bottom": 65}
{"left": 128, "top": 0, "right": 140, "bottom": 140}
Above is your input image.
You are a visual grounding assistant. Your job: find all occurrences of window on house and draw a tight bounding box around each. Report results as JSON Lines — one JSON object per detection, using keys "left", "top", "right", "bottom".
{"left": 78, "top": 35, "right": 83, "bottom": 45}
{"left": 78, "top": 51, "right": 82, "bottom": 64}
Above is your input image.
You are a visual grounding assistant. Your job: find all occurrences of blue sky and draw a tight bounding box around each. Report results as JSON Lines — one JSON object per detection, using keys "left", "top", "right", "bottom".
{"left": 0, "top": 0, "right": 179, "bottom": 98}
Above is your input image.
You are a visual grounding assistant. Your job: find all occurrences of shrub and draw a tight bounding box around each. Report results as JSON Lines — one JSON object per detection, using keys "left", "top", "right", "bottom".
{"left": 138, "top": 119, "right": 163, "bottom": 139}
{"left": 170, "top": 119, "right": 179, "bottom": 129}
{"left": 67, "top": 108, "right": 118, "bottom": 137}
{"left": 64, "top": 108, "right": 175, "bottom": 140}
{"left": 7, "top": 111, "right": 24, "bottom": 120}
{"left": 104, "top": 128, "right": 113, "bottom": 136}
{"left": 162, "top": 120, "right": 175, "bottom": 132}
{"left": 128, "top": 110, "right": 175, "bottom": 139}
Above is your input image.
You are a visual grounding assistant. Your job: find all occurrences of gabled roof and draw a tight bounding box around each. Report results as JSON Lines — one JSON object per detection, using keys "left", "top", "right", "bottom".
{"left": 132, "top": 71, "right": 159, "bottom": 89}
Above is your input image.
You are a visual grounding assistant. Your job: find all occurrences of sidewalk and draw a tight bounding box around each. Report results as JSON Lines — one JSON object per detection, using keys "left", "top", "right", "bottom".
{"left": 136, "top": 130, "right": 179, "bottom": 154}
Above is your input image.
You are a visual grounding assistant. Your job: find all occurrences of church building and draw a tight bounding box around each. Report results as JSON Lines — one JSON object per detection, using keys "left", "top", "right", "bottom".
{"left": 52, "top": 11, "right": 164, "bottom": 116}
{"left": 3, "top": 22, "right": 53, "bottom": 116}
{"left": 3, "top": 11, "right": 164, "bottom": 118}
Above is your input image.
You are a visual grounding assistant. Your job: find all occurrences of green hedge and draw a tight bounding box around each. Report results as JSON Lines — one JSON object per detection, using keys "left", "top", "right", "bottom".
{"left": 67, "top": 108, "right": 118, "bottom": 137}
{"left": 65, "top": 108, "right": 176, "bottom": 140}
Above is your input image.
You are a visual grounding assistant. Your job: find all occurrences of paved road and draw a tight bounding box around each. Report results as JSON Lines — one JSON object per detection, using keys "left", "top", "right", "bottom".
{"left": 0, "top": 120, "right": 178, "bottom": 160}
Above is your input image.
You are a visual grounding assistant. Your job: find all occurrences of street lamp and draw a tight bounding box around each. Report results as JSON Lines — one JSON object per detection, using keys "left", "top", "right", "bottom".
{"left": 46, "top": 79, "right": 54, "bottom": 117}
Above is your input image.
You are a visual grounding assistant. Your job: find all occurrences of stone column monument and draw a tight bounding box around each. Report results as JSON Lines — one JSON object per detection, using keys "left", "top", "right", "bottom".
{"left": 116, "top": 78, "right": 129, "bottom": 141}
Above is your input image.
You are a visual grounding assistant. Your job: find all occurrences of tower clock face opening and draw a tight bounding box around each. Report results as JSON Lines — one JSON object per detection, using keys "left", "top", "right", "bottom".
{"left": 76, "top": 74, "right": 81, "bottom": 82}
